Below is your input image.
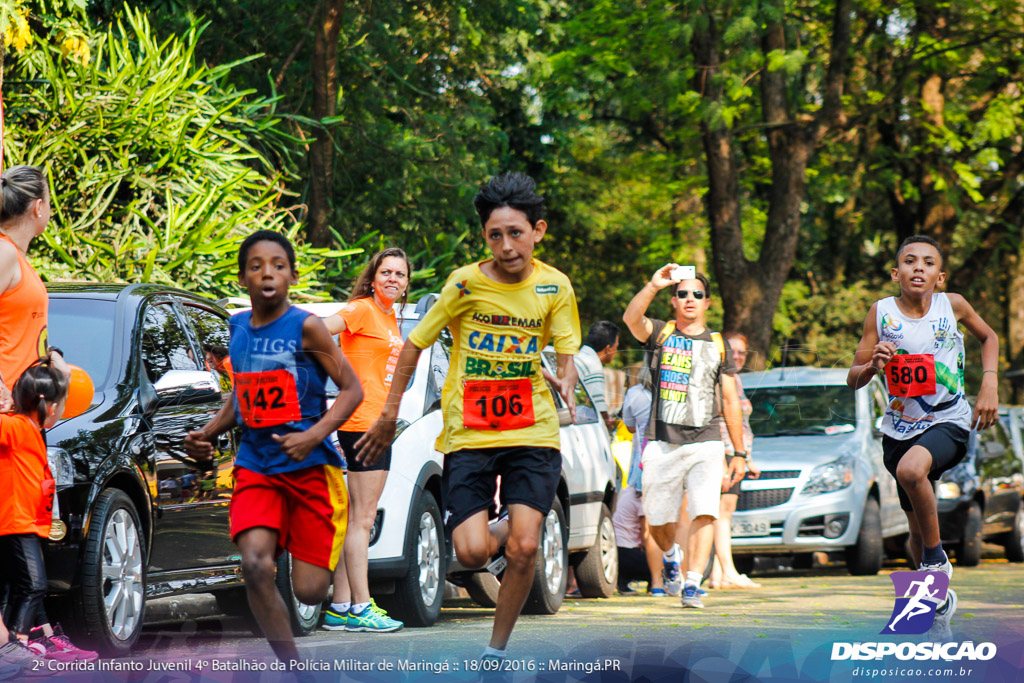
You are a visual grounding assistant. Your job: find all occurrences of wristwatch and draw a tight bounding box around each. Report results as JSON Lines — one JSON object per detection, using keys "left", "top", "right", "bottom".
{"left": 733, "top": 451, "right": 750, "bottom": 463}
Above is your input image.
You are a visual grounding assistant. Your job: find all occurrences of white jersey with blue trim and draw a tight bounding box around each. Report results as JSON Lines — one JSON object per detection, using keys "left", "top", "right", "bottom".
{"left": 875, "top": 293, "right": 972, "bottom": 440}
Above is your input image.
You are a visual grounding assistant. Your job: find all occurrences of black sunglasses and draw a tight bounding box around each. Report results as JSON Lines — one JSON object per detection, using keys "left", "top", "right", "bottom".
{"left": 675, "top": 289, "right": 705, "bottom": 300}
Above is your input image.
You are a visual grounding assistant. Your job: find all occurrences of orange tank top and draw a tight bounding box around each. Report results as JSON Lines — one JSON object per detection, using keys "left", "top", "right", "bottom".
{"left": 0, "top": 413, "right": 54, "bottom": 537}
{"left": 337, "top": 298, "right": 404, "bottom": 432}
{"left": 0, "top": 234, "right": 48, "bottom": 387}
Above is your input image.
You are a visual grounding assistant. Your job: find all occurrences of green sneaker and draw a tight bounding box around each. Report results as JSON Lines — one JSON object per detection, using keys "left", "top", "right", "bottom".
{"left": 322, "top": 607, "right": 350, "bottom": 631}
{"left": 346, "top": 600, "right": 403, "bottom": 633}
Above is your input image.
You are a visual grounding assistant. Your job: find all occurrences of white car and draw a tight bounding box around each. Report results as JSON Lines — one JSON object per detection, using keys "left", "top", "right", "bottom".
{"left": 223, "top": 296, "right": 620, "bottom": 626}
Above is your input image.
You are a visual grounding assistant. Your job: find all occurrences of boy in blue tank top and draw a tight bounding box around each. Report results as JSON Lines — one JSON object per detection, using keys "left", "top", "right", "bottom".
{"left": 848, "top": 235, "right": 999, "bottom": 641}
{"left": 184, "top": 230, "right": 363, "bottom": 666}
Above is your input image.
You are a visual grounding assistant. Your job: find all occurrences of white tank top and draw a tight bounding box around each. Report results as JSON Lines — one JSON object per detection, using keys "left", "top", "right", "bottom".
{"left": 875, "top": 293, "right": 971, "bottom": 439}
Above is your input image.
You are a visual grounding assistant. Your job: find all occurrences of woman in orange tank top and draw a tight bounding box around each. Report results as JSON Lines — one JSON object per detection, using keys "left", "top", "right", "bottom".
{"left": 321, "top": 248, "right": 411, "bottom": 633}
{"left": 0, "top": 166, "right": 68, "bottom": 411}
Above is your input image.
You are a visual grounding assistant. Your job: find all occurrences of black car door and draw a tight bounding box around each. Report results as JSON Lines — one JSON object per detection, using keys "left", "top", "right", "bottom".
{"left": 977, "top": 423, "right": 1022, "bottom": 534}
{"left": 140, "top": 300, "right": 237, "bottom": 573}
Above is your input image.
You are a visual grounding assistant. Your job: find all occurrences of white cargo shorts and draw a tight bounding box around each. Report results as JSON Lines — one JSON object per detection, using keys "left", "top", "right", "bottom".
{"left": 641, "top": 439, "right": 725, "bottom": 526}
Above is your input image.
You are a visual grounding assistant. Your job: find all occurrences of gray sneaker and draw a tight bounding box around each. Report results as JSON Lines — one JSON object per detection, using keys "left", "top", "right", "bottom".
{"left": 0, "top": 640, "right": 50, "bottom": 678}
{"left": 926, "top": 588, "right": 957, "bottom": 643}
{"left": 681, "top": 583, "right": 705, "bottom": 609}
{"left": 919, "top": 556, "right": 952, "bottom": 581}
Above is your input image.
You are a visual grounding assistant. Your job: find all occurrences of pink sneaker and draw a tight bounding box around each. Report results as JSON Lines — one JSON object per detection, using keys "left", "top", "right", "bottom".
{"left": 30, "top": 625, "right": 99, "bottom": 662}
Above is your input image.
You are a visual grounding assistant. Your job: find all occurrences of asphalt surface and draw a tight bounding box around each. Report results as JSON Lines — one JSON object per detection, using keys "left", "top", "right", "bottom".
{"left": 96, "top": 546, "right": 1024, "bottom": 683}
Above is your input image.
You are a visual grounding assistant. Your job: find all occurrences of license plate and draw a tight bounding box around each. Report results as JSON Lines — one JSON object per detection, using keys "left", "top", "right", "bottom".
{"left": 731, "top": 520, "right": 770, "bottom": 537}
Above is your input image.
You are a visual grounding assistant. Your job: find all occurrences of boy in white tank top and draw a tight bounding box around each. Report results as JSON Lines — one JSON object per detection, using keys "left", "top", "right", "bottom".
{"left": 848, "top": 235, "right": 999, "bottom": 641}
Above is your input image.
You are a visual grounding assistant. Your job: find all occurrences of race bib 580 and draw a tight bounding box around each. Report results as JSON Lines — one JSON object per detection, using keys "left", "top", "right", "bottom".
{"left": 886, "top": 354, "right": 936, "bottom": 398}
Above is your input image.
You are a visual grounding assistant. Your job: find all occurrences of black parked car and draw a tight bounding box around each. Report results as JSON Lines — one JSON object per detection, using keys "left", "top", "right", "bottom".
{"left": 936, "top": 419, "right": 1024, "bottom": 566}
{"left": 43, "top": 283, "right": 318, "bottom": 655}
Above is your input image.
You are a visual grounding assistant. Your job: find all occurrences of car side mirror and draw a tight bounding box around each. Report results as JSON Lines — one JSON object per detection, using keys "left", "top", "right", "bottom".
{"left": 153, "top": 370, "right": 222, "bottom": 407}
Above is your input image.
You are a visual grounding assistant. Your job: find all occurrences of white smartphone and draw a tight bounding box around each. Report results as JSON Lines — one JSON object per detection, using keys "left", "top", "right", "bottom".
{"left": 670, "top": 265, "right": 696, "bottom": 282}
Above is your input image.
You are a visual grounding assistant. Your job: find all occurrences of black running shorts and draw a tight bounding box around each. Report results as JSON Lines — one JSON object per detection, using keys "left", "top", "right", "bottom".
{"left": 337, "top": 431, "right": 392, "bottom": 472}
{"left": 442, "top": 446, "right": 562, "bottom": 531}
{"left": 882, "top": 422, "right": 969, "bottom": 511}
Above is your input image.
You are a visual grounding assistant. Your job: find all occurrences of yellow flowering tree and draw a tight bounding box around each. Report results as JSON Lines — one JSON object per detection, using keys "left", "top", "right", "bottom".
{"left": 1, "top": 1, "right": 88, "bottom": 100}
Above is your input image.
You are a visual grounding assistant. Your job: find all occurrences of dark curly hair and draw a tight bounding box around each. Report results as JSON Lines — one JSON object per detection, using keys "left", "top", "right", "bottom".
{"left": 13, "top": 359, "right": 70, "bottom": 428}
{"left": 473, "top": 172, "right": 545, "bottom": 227}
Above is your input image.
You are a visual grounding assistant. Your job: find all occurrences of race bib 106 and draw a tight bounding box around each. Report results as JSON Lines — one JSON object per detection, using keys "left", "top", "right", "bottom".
{"left": 235, "top": 369, "right": 302, "bottom": 427}
{"left": 463, "top": 378, "right": 535, "bottom": 431}
{"left": 886, "top": 354, "right": 936, "bottom": 398}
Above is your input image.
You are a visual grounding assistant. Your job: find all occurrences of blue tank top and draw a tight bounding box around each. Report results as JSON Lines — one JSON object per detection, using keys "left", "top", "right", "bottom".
{"left": 229, "top": 307, "right": 341, "bottom": 474}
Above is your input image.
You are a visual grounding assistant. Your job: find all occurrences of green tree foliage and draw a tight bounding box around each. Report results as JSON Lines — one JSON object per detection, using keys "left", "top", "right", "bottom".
{"left": 3, "top": 7, "right": 360, "bottom": 298}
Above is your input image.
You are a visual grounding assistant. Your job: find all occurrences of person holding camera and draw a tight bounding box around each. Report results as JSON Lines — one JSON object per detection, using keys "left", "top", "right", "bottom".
{"left": 622, "top": 264, "right": 746, "bottom": 609}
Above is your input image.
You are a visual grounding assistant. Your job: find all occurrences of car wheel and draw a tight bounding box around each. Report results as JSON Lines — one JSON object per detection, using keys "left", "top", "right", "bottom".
{"left": 463, "top": 572, "right": 500, "bottom": 608}
{"left": 955, "top": 501, "right": 983, "bottom": 567}
{"left": 275, "top": 551, "right": 322, "bottom": 636}
{"left": 380, "top": 489, "right": 446, "bottom": 626}
{"left": 846, "top": 497, "right": 883, "bottom": 575}
{"left": 522, "top": 498, "right": 568, "bottom": 615}
{"left": 1003, "top": 502, "right": 1024, "bottom": 563}
{"left": 78, "top": 489, "right": 146, "bottom": 656}
{"left": 574, "top": 503, "right": 618, "bottom": 598}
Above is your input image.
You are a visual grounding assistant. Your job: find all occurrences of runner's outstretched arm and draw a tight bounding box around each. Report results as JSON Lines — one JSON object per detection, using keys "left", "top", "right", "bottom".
{"left": 847, "top": 302, "right": 895, "bottom": 390}
{"left": 950, "top": 294, "right": 999, "bottom": 430}
{"left": 272, "top": 314, "right": 363, "bottom": 463}
{"left": 355, "top": 339, "right": 424, "bottom": 465}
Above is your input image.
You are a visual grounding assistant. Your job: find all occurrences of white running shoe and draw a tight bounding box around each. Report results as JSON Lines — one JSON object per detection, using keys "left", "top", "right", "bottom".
{"left": 926, "top": 588, "right": 957, "bottom": 643}
{"left": 919, "top": 555, "right": 953, "bottom": 581}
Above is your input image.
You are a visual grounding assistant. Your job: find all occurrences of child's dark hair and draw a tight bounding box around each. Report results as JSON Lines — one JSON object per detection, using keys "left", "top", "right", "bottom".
{"left": 13, "top": 359, "right": 70, "bottom": 427}
{"left": 473, "top": 172, "right": 546, "bottom": 228}
{"left": 896, "top": 235, "right": 944, "bottom": 266}
{"left": 349, "top": 247, "right": 412, "bottom": 310}
{"left": 238, "top": 230, "right": 296, "bottom": 274}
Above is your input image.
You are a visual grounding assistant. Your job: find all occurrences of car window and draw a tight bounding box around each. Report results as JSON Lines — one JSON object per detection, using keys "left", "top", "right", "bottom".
{"left": 140, "top": 303, "right": 198, "bottom": 383}
{"left": 182, "top": 304, "right": 233, "bottom": 393}
{"left": 48, "top": 298, "right": 116, "bottom": 388}
{"left": 573, "top": 378, "right": 599, "bottom": 424}
{"left": 745, "top": 385, "right": 857, "bottom": 436}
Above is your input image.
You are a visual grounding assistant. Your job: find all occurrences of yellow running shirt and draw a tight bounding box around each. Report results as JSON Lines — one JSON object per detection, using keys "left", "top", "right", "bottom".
{"left": 408, "top": 259, "right": 580, "bottom": 454}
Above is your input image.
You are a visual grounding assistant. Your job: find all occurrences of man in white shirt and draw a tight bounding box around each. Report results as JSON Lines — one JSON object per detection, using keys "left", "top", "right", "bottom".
{"left": 575, "top": 320, "right": 619, "bottom": 430}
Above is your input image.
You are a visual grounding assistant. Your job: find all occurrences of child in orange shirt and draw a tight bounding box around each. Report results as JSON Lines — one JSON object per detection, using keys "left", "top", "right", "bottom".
{"left": 0, "top": 360, "right": 97, "bottom": 663}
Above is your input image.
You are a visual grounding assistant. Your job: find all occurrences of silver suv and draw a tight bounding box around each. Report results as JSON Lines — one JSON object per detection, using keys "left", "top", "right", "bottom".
{"left": 730, "top": 367, "right": 909, "bottom": 575}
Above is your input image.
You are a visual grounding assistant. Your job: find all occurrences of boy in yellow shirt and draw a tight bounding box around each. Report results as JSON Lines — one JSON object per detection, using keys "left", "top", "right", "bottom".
{"left": 356, "top": 172, "right": 580, "bottom": 661}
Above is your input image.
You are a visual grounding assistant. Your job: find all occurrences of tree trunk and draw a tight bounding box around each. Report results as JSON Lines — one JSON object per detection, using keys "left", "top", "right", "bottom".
{"left": 693, "top": 2, "right": 849, "bottom": 370}
{"left": 307, "top": 0, "right": 346, "bottom": 248}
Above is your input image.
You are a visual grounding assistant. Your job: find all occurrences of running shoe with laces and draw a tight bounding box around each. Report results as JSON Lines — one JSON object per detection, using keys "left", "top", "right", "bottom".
{"left": 661, "top": 555, "right": 682, "bottom": 596}
{"left": 346, "top": 600, "right": 403, "bottom": 633}
{"left": 0, "top": 640, "right": 50, "bottom": 678}
{"left": 29, "top": 625, "right": 98, "bottom": 663}
{"left": 926, "top": 588, "right": 957, "bottom": 643}
{"left": 321, "top": 607, "right": 350, "bottom": 631}
{"left": 681, "top": 583, "right": 705, "bottom": 609}
{"left": 648, "top": 587, "right": 667, "bottom": 597}
{"left": 919, "top": 555, "right": 953, "bottom": 581}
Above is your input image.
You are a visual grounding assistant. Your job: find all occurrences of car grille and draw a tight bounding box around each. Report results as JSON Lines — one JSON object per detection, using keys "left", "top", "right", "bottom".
{"left": 754, "top": 470, "right": 801, "bottom": 480}
{"left": 737, "top": 487, "right": 795, "bottom": 511}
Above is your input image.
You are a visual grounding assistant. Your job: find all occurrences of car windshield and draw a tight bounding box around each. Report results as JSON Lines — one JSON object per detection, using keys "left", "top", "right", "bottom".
{"left": 746, "top": 384, "right": 857, "bottom": 437}
{"left": 48, "top": 298, "right": 116, "bottom": 388}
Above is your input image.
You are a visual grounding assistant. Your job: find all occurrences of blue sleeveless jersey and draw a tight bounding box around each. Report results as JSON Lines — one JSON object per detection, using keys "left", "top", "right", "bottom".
{"left": 229, "top": 307, "right": 341, "bottom": 474}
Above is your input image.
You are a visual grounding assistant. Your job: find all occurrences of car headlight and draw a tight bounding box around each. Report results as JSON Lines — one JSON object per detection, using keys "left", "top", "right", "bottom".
{"left": 46, "top": 447, "right": 75, "bottom": 490}
{"left": 801, "top": 455, "right": 854, "bottom": 496}
{"left": 936, "top": 482, "right": 962, "bottom": 500}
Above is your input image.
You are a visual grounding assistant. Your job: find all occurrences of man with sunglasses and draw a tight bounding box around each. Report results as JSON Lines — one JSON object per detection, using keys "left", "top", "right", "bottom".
{"left": 623, "top": 264, "right": 746, "bottom": 609}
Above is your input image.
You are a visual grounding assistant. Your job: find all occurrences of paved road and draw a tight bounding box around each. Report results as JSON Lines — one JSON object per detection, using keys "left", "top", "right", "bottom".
{"left": 97, "top": 549, "right": 1024, "bottom": 683}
